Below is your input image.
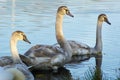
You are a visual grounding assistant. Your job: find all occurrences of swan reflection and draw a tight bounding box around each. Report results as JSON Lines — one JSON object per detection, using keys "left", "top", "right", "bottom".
{"left": 32, "top": 67, "right": 73, "bottom": 80}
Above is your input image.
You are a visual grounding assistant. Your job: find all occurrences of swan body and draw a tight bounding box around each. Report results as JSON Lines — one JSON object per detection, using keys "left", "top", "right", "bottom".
{"left": 0, "top": 31, "right": 34, "bottom": 80}
{"left": 65, "top": 14, "right": 111, "bottom": 63}
{"left": 24, "top": 6, "right": 74, "bottom": 70}
{"left": 67, "top": 40, "right": 90, "bottom": 55}
{"left": 25, "top": 45, "right": 65, "bottom": 69}
{"left": 70, "top": 14, "right": 111, "bottom": 53}
{"left": 0, "top": 56, "right": 13, "bottom": 67}
{"left": 0, "top": 54, "right": 34, "bottom": 67}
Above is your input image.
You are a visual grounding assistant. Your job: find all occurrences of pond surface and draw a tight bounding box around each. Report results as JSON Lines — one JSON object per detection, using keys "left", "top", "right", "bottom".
{"left": 0, "top": 0, "right": 120, "bottom": 79}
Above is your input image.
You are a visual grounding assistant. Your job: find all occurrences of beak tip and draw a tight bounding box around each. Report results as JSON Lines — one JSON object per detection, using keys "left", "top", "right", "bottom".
{"left": 27, "top": 41, "right": 31, "bottom": 44}
{"left": 70, "top": 15, "right": 74, "bottom": 18}
{"left": 29, "top": 42, "right": 31, "bottom": 44}
{"left": 108, "top": 22, "right": 111, "bottom": 25}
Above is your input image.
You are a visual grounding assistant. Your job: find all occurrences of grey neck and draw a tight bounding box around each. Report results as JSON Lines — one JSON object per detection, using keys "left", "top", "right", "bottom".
{"left": 94, "top": 21, "right": 103, "bottom": 53}
{"left": 10, "top": 37, "right": 22, "bottom": 64}
{"left": 55, "top": 13, "right": 72, "bottom": 61}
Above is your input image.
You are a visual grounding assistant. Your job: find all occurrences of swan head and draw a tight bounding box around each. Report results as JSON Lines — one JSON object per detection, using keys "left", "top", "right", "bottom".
{"left": 57, "top": 6, "right": 74, "bottom": 17}
{"left": 12, "top": 31, "right": 31, "bottom": 44}
{"left": 98, "top": 14, "right": 111, "bottom": 25}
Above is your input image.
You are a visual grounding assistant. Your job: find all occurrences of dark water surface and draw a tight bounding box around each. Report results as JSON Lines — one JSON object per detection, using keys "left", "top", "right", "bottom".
{"left": 0, "top": 0, "right": 120, "bottom": 79}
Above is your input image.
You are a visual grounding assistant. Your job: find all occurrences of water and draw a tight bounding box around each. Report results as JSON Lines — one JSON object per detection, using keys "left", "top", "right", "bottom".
{"left": 0, "top": 0, "right": 120, "bottom": 79}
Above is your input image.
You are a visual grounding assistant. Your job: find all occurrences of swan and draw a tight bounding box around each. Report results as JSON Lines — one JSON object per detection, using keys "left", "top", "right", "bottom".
{"left": 66, "top": 14, "right": 111, "bottom": 62}
{"left": 0, "top": 31, "right": 34, "bottom": 80}
{"left": 24, "top": 6, "right": 74, "bottom": 70}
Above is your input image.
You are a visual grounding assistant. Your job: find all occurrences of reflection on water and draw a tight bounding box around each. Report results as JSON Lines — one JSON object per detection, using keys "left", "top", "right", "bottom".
{"left": 83, "top": 53, "right": 120, "bottom": 80}
{"left": 83, "top": 67, "right": 103, "bottom": 80}
{"left": 32, "top": 67, "right": 73, "bottom": 80}
{"left": 83, "top": 54, "right": 103, "bottom": 80}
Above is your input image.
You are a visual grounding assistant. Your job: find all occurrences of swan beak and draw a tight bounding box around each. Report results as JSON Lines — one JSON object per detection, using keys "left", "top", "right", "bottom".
{"left": 67, "top": 11, "right": 74, "bottom": 17}
{"left": 23, "top": 35, "right": 31, "bottom": 44}
{"left": 105, "top": 17, "right": 111, "bottom": 25}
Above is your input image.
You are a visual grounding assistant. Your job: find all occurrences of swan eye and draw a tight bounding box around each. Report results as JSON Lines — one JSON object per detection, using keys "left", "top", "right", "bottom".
{"left": 19, "top": 33, "right": 25, "bottom": 39}
{"left": 65, "top": 10, "right": 70, "bottom": 15}
{"left": 65, "top": 9, "right": 68, "bottom": 13}
{"left": 20, "top": 33, "right": 24, "bottom": 36}
{"left": 103, "top": 16, "right": 107, "bottom": 20}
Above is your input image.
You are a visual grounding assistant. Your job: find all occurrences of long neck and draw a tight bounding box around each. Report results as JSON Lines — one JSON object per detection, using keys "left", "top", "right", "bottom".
{"left": 56, "top": 13, "right": 64, "bottom": 41}
{"left": 10, "top": 37, "right": 22, "bottom": 64}
{"left": 94, "top": 21, "right": 103, "bottom": 52}
{"left": 55, "top": 13, "right": 72, "bottom": 61}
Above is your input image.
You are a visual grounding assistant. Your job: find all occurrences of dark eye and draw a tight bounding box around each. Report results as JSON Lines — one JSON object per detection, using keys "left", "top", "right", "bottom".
{"left": 66, "top": 9, "right": 68, "bottom": 12}
{"left": 65, "top": 10, "right": 69, "bottom": 14}
{"left": 21, "top": 33, "right": 24, "bottom": 36}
